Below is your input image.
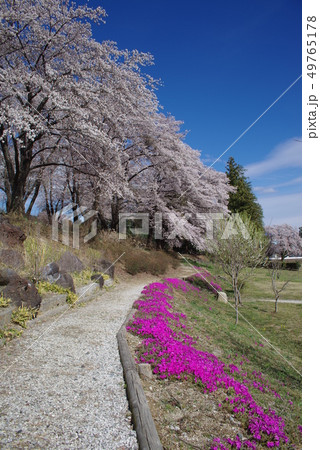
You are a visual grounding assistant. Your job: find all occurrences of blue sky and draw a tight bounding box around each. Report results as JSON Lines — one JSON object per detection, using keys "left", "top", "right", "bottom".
{"left": 86, "top": 0, "right": 302, "bottom": 227}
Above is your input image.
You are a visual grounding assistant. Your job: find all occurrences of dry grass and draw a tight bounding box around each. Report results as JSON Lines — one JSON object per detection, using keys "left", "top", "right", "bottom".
{"left": 2, "top": 214, "right": 180, "bottom": 277}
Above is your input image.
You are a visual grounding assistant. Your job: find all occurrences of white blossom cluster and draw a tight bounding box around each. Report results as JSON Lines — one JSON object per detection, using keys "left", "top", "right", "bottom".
{"left": 0, "top": 0, "right": 233, "bottom": 248}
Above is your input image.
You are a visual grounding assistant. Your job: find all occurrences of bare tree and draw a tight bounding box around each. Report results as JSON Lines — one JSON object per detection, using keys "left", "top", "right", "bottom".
{"left": 269, "top": 260, "right": 290, "bottom": 313}
{"left": 208, "top": 214, "right": 268, "bottom": 324}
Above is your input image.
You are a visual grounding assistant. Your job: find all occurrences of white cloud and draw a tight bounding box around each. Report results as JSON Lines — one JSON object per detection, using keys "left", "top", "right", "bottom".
{"left": 259, "top": 192, "right": 302, "bottom": 227}
{"left": 254, "top": 176, "right": 302, "bottom": 194}
{"left": 246, "top": 138, "right": 302, "bottom": 178}
{"left": 254, "top": 186, "right": 276, "bottom": 194}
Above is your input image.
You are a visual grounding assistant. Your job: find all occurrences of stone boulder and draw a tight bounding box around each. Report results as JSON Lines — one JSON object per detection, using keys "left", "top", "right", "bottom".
{"left": 0, "top": 268, "right": 20, "bottom": 286}
{"left": 0, "top": 221, "right": 26, "bottom": 247}
{"left": 41, "top": 262, "right": 60, "bottom": 283}
{"left": 0, "top": 249, "right": 25, "bottom": 269}
{"left": 1, "top": 275, "right": 42, "bottom": 309}
{"left": 138, "top": 363, "right": 153, "bottom": 380}
{"left": 57, "top": 251, "right": 84, "bottom": 273}
{"left": 41, "top": 262, "right": 75, "bottom": 293}
{"left": 54, "top": 272, "right": 75, "bottom": 293}
{"left": 217, "top": 291, "right": 228, "bottom": 304}
{"left": 93, "top": 259, "right": 115, "bottom": 279}
{"left": 90, "top": 273, "right": 104, "bottom": 289}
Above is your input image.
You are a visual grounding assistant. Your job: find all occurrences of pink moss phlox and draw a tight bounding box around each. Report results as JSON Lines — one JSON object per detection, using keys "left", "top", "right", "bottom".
{"left": 128, "top": 279, "right": 289, "bottom": 449}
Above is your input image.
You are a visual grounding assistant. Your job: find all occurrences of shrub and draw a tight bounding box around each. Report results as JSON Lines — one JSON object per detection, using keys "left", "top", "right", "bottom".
{"left": 124, "top": 250, "right": 172, "bottom": 275}
{"left": 0, "top": 327, "right": 23, "bottom": 342}
{"left": 23, "top": 236, "right": 63, "bottom": 280}
{"left": 11, "top": 305, "right": 38, "bottom": 328}
{"left": 147, "top": 252, "right": 169, "bottom": 275}
{"left": 37, "top": 281, "right": 78, "bottom": 307}
{"left": 66, "top": 291, "right": 78, "bottom": 306}
{"left": 283, "top": 261, "right": 301, "bottom": 271}
{"left": 36, "top": 281, "right": 67, "bottom": 295}
{"left": 186, "top": 268, "right": 222, "bottom": 294}
{"left": 124, "top": 251, "right": 149, "bottom": 275}
{"left": 0, "top": 293, "right": 11, "bottom": 308}
{"left": 71, "top": 269, "right": 95, "bottom": 287}
{"left": 168, "top": 251, "right": 180, "bottom": 269}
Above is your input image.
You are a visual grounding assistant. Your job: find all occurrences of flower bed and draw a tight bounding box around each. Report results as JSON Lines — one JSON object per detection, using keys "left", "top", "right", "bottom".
{"left": 185, "top": 267, "right": 222, "bottom": 295}
{"left": 127, "top": 278, "right": 295, "bottom": 449}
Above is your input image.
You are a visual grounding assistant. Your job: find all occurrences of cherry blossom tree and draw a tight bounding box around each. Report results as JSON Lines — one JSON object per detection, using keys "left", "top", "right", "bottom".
{"left": 0, "top": 0, "right": 234, "bottom": 251}
{"left": 119, "top": 130, "right": 234, "bottom": 249}
{"left": 265, "top": 224, "right": 302, "bottom": 259}
{"left": 0, "top": 0, "right": 157, "bottom": 212}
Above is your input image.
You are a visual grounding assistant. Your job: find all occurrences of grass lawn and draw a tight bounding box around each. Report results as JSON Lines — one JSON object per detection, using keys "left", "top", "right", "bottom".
{"left": 177, "top": 288, "right": 301, "bottom": 443}
{"left": 183, "top": 257, "right": 302, "bottom": 300}
{"left": 128, "top": 277, "right": 302, "bottom": 449}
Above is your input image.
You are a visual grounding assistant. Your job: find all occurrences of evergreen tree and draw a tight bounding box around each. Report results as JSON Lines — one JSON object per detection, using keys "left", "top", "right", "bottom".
{"left": 226, "top": 157, "right": 264, "bottom": 230}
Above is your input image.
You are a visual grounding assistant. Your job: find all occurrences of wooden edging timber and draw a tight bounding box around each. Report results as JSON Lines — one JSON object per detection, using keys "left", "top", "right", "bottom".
{"left": 117, "top": 309, "right": 163, "bottom": 450}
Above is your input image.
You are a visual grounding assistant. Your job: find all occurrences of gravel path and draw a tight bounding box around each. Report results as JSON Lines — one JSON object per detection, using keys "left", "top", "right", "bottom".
{"left": 245, "top": 298, "right": 302, "bottom": 304}
{"left": 0, "top": 276, "right": 157, "bottom": 449}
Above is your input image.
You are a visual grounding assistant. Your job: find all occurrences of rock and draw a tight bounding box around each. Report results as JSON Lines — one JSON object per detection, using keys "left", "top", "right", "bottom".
{"left": 57, "top": 251, "right": 84, "bottom": 273}
{"left": 0, "top": 268, "right": 20, "bottom": 286}
{"left": 2, "top": 276, "right": 42, "bottom": 309}
{"left": 0, "top": 249, "right": 25, "bottom": 269}
{"left": 93, "top": 259, "right": 114, "bottom": 279}
{"left": 40, "top": 261, "right": 75, "bottom": 292}
{"left": 90, "top": 274, "right": 104, "bottom": 289}
{"left": 217, "top": 291, "right": 228, "bottom": 303}
{"left": 237, "top": 432, "right": 244, "bottom": 441}
{"left": 138, "top": 363, "right": 153, "bottom": 380}
{"left": 0, "top": 221, "right": 26, "bottom": 247}
{"left": 54, "top": 272, "right": 75, "bottom": 293}
{"left": 41, "top": 262, "right": 60, "bottom": 280}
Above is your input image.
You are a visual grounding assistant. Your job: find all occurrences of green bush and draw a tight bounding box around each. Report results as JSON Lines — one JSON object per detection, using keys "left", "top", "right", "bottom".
{"left": 0, "top": 327, "right": 23, "bottom": 342}
{"left": 0, "top": 293, "right": 11, "bottom": 308}
{"left": 66, "top": 291, "right": 78, "bottom": 306}
{"left": 37, "top": 281, "right": 78, "bottom": 307}
{"left": 11, "top": 306, "right": 38, "bottom": 328}
{"left": 71, "top": 269, "right": 95, "bottom": 287}
{"left": 283, "top": 261, "right": 301, "bottom": 271}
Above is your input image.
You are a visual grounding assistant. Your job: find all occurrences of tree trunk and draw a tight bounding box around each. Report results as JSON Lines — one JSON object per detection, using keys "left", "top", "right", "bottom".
{"left": 275, "top": 295, "right": 279, "bottom": 313}
{"left": 7, "top": 177, "right": 27, "bottom": 214}
{"left": 97, "top": 211, "right": 110, "bottom": 231}
{"left": 233, "top": 277, "right": 239, "bottom": 325}
{"left": 1, "top": 129, "right": 34, "bottom": 214}
{"left": 111, "top": 194, "right": 120, "bottom": 231}
{"left": 43, "top": 185, "right": 52, "bottom": 224}
{"left": 235, "top": 301, "right": 239, "bottom": 325}
{"left": 26, "top": 179, "right": 41, "bottom": 216}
